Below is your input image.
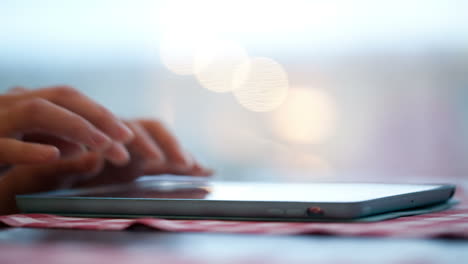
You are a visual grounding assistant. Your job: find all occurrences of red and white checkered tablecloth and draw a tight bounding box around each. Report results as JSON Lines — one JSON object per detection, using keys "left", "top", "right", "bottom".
{"left": 0, "top": 206, "right": 467, "bottom": 238}
{"left": 1, "top": 183, "right": 467, "bottom": 239}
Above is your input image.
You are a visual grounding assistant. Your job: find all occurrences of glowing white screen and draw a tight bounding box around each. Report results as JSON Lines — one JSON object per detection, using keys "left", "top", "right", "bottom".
{"left": 201, "top": 182, "right": 439, "bottom": 202}
{"left": 60, "top": 179, "right": 443, "bottom": 203}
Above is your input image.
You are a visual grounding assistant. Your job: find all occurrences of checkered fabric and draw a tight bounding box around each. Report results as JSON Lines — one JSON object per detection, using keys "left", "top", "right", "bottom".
{"left": 1, "top": 183, "right": 467, "bottom": 238}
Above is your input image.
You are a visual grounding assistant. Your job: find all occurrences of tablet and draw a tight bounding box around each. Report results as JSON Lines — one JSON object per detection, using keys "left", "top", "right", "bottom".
{"left": 16, "top": 177, "right": 455, "bottom": 220}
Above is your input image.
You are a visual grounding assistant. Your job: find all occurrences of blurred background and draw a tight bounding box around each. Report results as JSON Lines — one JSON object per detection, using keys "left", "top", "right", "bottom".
{"left": 1, "top": 0, "right": 467, "bottom": 182}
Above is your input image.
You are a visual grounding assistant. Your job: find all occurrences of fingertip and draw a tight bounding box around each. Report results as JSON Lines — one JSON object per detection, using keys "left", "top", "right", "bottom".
{"left": 109, "top": 119, "right": 134, "bottom": 143}
{"left": 194, "top": 167, "right": 215, "bottom": 177}
{"left": 42, "top": 146, "right": 61, "bottom": 162}
{"left": 104, "top": 143, "right": 131, "bottom": 167}
{"left": 29, "top": 144, "right": 60, "bottom": 163}
{"left": 185, "top": 161, "right": 214, "bottom": 177}
{"left": 59, "top": 144, "right": 87, "bottom": 158}
{"left": 202, "top": 168, "right": 215, "bottom": 176}
{"left": 117, "top": 123, "right": 135, "bottom": 143}
{"left": 90, "top": 131, "right": 113, "bottom": 151}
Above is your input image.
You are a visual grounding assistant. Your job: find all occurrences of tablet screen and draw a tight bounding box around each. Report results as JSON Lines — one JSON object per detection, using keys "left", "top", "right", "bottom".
{"left": 43, "top": 177, "right": 443, "bottom": 203}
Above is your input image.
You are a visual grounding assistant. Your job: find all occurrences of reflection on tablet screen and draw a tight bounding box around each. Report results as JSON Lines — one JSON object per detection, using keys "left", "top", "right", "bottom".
{"left": 40, "top": 177, "right": 442, "bottom": 203}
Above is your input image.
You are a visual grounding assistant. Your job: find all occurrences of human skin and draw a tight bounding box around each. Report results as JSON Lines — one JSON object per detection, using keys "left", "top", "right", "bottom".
{"left": 0, "top": 86, "right": 212, "bottom": 214}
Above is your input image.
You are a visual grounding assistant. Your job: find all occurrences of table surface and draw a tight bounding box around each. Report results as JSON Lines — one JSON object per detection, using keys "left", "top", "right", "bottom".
{"left": 2, "top": 178, "right": 468, "bottom": 263}
{"left": 1, "top": 227, "right": 467, "bottom": 264}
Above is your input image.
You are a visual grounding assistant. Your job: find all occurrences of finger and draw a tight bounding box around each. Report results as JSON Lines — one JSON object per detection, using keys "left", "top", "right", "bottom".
{"left": 22, "top": 133, "right": 86, "bottom": 158}
{"left": 125, "top": 121, "right": 165, "bottom": 165}
{"left": 0, "top": 152, "right": 104, "bottom": 214}
{"left": 143, "top": 152, "right": 213, "bottom": 177}
{"left": 0, "top": 98, "right": 112, "bottom": 151}
{"left": 139, "top": 119, "right": 193, "bottom": 171}
{"left": 24, "top": 86, "right": 133, "bottom": 142}
{"left": 0, "top": 87, "right": 29, "bottom": 108}
{"left": 188, "top": 160, "right": 214, "bottom": 177}
{"left": 183, "top": 152, "right": 213, "bottom": 176}
{"left": 103, "top": 142, "right": 131, "bottom": 166}
{"left": 2, "top": 152, "right": 103, "bottom": 195}
{"left": 0, "top": 138, "right": 59, "bottom": 164}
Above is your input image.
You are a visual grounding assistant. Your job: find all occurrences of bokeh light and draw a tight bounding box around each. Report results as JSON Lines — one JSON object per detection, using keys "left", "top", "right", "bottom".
{"left": 272, "top": 87, "right": 337, "bottom": 144}
{"left": 195, "top": 39, "right": 249, "bottom": 93}
{"left": 232, "top": 57, "right": 289, "bottom": 112}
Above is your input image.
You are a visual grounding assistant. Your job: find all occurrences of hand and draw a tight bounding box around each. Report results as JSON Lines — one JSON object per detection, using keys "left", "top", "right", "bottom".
{"left": 0, "top": 119, "right": 212, "bottom": 214}
{"left": 75, "top": 119, "right": 213, "bottom": 187}
{"left": 0, "top": 86, "right": 134, "bottom": 166}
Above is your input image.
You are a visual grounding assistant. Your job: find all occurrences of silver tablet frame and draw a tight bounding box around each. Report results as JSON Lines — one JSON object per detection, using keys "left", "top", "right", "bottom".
{"left": 16, "top": 181, "right": 456, "bottom": 221}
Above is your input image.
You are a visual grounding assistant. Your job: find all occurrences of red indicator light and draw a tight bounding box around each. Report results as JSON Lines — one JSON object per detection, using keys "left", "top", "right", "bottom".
{"left": 307, "top": 207, "right": 324, "bottom": 215}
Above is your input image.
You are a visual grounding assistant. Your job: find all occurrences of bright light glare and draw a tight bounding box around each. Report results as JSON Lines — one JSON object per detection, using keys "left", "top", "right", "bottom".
{"left": 157, "top": 0, "right": 340, "bottom": 37}
{"left": 272, "top": 87, "right": 337, "bottom": 144}
{"left": 195, "top": 39, "right": 249, "bottom": 93}
{"left": 157, "top": 0, "right": 467, "bottom": 51}
{"left": 232, "top": 57, "right": 289, "bottom": 112}
{"left": 159, "top": 33, "right": 204, "bottom": 75}
{"left": 269, "top": 144, "right": 332, "bottom": 175}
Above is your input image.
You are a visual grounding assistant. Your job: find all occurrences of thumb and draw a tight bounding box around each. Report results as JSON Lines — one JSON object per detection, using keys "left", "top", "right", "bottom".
{"left": 0, "top": 152, "right": 103, "bottom": 214}
{"left": 1, "top": 153, "right": 102, "bottom": 197}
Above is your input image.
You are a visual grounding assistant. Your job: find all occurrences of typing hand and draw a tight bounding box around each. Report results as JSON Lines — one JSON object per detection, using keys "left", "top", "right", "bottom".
{"left": 0, "top": 86, "right": 212, "bottom": 214}
{"left": 75, "top": 119, "right": 213, "bottom": 188}
{"left": 0, "top": 86, "right": 134, "bottom": 166}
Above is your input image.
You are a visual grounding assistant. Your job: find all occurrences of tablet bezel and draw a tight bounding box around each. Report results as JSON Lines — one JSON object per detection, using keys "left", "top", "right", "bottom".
{"left": 16, "top": 181, "right": 456, "bottom": 220}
